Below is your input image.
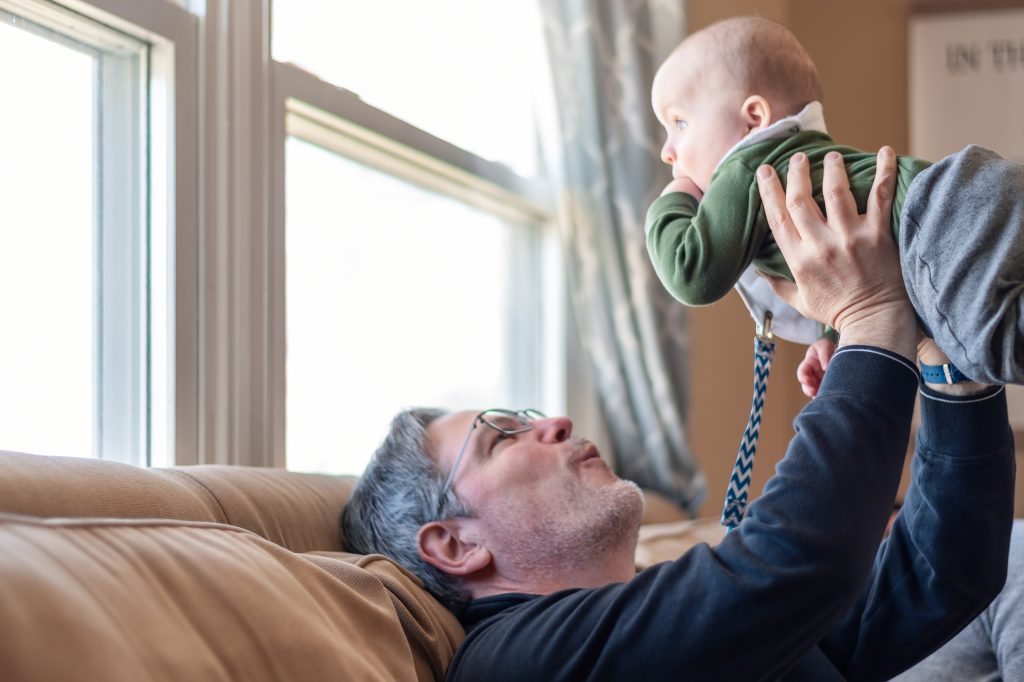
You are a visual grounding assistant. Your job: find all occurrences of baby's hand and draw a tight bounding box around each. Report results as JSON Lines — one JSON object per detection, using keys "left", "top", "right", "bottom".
{"left": 660, "top": 176, "right": 704, "bottom": 199}
{"left": 797, "top": 337, "right": 837, "bottom": 398}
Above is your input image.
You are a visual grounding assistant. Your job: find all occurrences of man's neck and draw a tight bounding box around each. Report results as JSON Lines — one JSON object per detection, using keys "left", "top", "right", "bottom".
{"left": 466, "top": 545, "right": 638, "bottom": 600}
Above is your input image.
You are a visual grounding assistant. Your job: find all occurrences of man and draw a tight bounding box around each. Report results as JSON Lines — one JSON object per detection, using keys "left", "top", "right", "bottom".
{"left": 342, "top": 149, "right": 1015, "bottom": 680}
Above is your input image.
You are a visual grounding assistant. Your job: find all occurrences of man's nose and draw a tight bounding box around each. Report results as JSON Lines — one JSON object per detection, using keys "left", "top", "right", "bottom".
{"left": 534, "top": 416, "right": 572, "bottom": 443}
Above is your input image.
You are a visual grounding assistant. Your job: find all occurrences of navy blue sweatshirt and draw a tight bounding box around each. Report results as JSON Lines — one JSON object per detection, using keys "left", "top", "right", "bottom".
{"left": 447, "top": 346, "right": 1014, "bottom": 681}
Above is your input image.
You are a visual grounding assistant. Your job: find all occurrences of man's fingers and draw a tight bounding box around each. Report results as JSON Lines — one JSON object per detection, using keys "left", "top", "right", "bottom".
{"left": 784, "top": 153, "right": 825, "bottom": 226}
{"left": 867, "top": 146, "right": 897, "bottom": 227}
{"left": 821, "top": 152, "right": 857, "bottom": 224}
{"left": 756, "top": 164, "right": 800, "bottom": 248}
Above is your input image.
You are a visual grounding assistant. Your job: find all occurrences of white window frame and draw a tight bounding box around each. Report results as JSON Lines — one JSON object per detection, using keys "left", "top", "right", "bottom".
{"left": 0, "top": 0, "right": 197, "bottom": 466}
{"left": 191, "top": 0, "right": 564, "bottom": 468}
{"left": 270, "top": 62, "right": 563, "bottom": 468}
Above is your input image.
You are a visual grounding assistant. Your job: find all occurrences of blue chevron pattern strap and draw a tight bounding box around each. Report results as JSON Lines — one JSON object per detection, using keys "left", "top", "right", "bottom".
{"left": 720, "top": 335, "right": 776, "bottom": 530}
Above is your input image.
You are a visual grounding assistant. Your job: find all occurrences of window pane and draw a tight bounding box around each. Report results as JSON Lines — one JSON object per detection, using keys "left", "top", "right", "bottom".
{"left": 286, "top": 137, "right": 532, "bottom": 475}
{"left": 0, "top": 22, "right": 94, "bottom": 457}
{"left": 0, "top": 9, "right": 149, "bottom": 465}
{"left": 272, "top": 1, "right": 549, "bottom": 176}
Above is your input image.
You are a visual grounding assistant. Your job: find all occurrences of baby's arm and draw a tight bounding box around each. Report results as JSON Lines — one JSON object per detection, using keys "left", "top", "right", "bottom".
{"left": 646, "top": 160, "right": 770, "bottom": 307}
{"left": 798, "top": 336, "right": 837, "bottom": 398}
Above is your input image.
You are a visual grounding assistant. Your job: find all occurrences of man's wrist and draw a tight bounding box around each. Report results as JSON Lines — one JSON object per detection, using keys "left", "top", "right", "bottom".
{"left": 835, "top": 306, "right": 917, "bottom": 364}
{"left": 921, "top": 377, "right": 991, "bottom": 396}
{"left": 916, "top": 337, "right": 991, "bottom": 395}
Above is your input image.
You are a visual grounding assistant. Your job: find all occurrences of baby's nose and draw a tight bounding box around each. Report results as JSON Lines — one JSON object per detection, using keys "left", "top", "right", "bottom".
{"left": 660, "top": 140, "right": 675, "bottom": 165}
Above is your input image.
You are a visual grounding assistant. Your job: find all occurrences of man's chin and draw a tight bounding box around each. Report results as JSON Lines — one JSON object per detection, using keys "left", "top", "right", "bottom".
{"left": 600, "top": 479, "right": 645, "bottom": 536}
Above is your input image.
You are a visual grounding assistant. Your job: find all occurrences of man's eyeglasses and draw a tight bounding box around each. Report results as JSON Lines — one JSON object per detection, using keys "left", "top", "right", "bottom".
{"left": 434, "top": 408, "right": 546, "bottom": 519}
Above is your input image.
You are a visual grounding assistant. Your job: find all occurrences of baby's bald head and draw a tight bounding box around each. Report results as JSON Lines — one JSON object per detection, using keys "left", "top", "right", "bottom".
{"left": 666, "top": 16, "right": 821, "bottom": 118}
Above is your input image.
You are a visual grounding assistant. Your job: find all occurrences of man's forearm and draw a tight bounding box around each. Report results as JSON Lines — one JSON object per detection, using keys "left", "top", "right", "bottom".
{"left": 713, "top": 344, "right": 920, "bottom": 678}
{"left": 822, "top": 382, "right": 1013, "bottom": 681}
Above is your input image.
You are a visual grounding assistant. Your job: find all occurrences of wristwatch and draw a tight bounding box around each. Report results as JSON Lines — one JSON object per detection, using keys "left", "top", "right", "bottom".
{"left": 919, "top": 361, "right": 969, "bottom": 384}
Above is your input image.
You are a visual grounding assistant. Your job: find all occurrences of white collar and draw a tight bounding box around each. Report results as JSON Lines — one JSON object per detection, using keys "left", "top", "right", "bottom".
{"left": 713, "top": 101, "right": 828, "bottom": 174}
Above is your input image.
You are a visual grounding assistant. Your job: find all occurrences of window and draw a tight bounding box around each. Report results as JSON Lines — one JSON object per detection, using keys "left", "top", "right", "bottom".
{"left": 285, "top": 135, "right": 546, "bottom": 474}
{"left": 272, "top": 0, "right": 549, "bottom": 176}
{"left": 0, "top": 0, "right": 562, "bottom": 472}
{"left": 273, "top": 5, "right": 561, "bottom": 475}
{"left": 0, "top": 0, "right": 190, "bottom": 466}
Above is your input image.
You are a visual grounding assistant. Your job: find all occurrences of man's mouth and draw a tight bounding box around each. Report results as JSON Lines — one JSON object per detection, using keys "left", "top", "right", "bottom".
{"left": 573, "top": 441, "right": 600, "bottom": 464}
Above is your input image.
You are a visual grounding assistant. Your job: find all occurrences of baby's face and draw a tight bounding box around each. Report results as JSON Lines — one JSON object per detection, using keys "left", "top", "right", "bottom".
{"left": 651, "top": 52, "right": 750, "bottom": 192}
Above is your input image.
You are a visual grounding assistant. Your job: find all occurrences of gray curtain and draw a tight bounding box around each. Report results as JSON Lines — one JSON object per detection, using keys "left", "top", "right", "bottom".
{"left": 540, "top": 0, "right": 704, "bottom": 514}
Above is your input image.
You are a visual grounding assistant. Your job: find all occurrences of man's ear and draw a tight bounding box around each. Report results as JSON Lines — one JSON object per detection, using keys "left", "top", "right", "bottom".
{"left": 417, "top": 520, "right": 492, "bottom": 576}
{"left": 741, "top": 95, "right": 773, "bottom": 132}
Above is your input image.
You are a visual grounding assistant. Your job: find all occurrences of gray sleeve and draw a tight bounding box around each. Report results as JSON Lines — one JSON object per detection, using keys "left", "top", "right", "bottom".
{"left": 888, "top": 621, "right": 997, "bottom": 682}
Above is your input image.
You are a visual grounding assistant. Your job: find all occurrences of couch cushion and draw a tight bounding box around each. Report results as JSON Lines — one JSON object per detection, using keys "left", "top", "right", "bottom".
{"left": 0, "top": 451, "right": 225, "bottom": 523}
{"left": 0, "top": 513, "right": 457, "bottom": 681}
{"left": 0, "top": 451, "right": 356, "bottom": 554}
{"left": 177, "top": 466, "right": 356, "bottom": 553}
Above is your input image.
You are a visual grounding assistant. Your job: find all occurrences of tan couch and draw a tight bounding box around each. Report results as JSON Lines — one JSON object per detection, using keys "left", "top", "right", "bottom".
{"left": 0, "top": 450, "right": 719, "bottom": 681}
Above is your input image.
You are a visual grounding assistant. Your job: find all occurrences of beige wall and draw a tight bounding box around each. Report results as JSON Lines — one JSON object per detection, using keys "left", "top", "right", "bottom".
{"left": 685, "top": 0, "right": 914, "bottom": 516}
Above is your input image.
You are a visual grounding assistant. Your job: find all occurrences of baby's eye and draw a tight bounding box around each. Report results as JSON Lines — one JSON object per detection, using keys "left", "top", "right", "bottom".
{"left": 674, "top": 119, "right": 687, "bottom": 131}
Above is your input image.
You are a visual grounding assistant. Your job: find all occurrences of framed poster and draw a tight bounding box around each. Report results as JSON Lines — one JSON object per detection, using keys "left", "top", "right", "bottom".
{"left": 910, "top": 5, "right": 1024, "bottom": 162}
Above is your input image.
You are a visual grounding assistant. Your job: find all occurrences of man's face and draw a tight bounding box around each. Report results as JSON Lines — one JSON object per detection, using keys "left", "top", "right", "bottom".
{"left": 427, "top": 410, "right": 643, "bottom": 582}
{"left": 651, "top": 51, "right": 749, "bottom": 192}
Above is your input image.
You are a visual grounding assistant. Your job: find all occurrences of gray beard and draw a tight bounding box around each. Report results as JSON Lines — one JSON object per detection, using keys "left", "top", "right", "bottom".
{"left": 485, "top": 477, "right": 645, "bottom": 584}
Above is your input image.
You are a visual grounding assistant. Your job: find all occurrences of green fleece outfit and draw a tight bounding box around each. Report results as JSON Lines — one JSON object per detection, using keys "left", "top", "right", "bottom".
{"left": 645, "top": 130, "right": 930, "bottom": 308}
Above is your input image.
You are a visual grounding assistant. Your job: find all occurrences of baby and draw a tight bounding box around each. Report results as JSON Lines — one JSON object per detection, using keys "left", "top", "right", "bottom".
{"left": 645, "top": 16, "right": 1024, "bottom": 394}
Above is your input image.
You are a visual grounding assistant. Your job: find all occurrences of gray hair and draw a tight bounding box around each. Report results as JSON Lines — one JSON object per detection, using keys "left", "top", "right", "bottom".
{"left": 340, "top": 407, "right": 473, "bottom": 612}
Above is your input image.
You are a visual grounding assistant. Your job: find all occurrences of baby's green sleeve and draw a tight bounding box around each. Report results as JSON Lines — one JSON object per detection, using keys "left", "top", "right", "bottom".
{"left": 645, "top": 160, "right": 769, "bottom": 307}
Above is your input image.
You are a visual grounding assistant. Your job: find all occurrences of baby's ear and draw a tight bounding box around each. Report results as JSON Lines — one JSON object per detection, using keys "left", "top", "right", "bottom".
{"left": 741, "top": 95, "right": 773, "bottom": 132}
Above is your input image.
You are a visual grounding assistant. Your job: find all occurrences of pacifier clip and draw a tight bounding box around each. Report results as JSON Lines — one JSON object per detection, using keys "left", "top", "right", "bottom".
{"left": 720, "top": 312, "right": 775, "bottom": 531}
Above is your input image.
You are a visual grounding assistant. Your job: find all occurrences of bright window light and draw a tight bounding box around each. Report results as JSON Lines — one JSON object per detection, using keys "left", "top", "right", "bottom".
{"left": 285, "top": 137, "right": 537, "bottom": 475}
{"left": 272, "top": 0, "right": 549, "bottom": 177}
{"left": 0, "top": 7, "right": 151, "bottom": 465}
{"left": 0, "top": 21, "right": 95, "bottom": 458}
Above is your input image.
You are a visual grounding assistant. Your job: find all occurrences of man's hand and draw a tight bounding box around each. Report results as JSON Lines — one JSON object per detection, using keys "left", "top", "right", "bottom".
{"left": 661, "top": 176, "right": 703, "bottom": 199}
{"left": 798, "top": 337, "right": 837, "bottom": 398}
{"left": 755, "top": 148, "right": 917, "bottom": 361}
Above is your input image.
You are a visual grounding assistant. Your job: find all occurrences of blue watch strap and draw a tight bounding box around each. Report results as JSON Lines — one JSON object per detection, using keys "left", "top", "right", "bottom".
{"left": 919, "top": 361, "right": 969, "bottom": 384}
